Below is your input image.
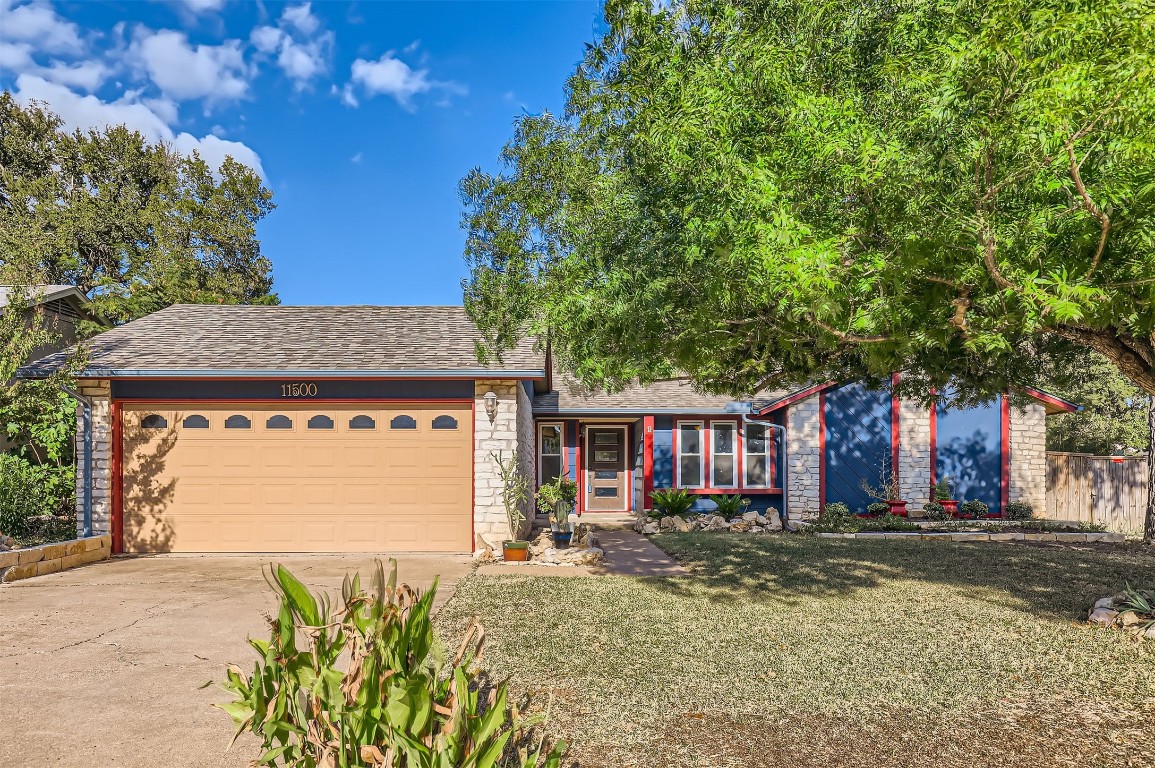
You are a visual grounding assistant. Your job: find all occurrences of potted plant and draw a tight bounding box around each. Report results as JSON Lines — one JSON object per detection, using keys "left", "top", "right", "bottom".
{"left": 958, "top": 499, "right": 989, "bottom": 520}
{"left": 861, "top": 470, "right": 908, "bottom": 517}
{"left": 933, "top": 477, "right": 959, "bottom": 516}
{"left": 536, "top": 476, "right": 578, "bottom": 548}
{"left": 492, "top": 451, "right": 532, "bottom": 561}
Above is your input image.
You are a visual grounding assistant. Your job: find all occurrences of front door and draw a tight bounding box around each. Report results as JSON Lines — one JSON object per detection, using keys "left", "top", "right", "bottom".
{"left": 585, "top": 426, "right": 628, "bottom": 512}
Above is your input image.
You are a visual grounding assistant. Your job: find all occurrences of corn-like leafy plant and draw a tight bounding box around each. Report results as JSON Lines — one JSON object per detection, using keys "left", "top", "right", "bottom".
{"left": 649, "top": 488, "right": 694, "bottom": 517}
{"left": 1117, "top": 584, "right": 1155, "bottom": 632}
{"left": 708, "top": 494, "right": 749, "bottom": 518}
{"left": 213, "top": 560, "right": 566, "bottom": 768}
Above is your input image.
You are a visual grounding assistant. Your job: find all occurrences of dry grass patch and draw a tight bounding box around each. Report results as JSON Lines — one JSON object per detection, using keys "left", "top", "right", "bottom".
{"left": 436, "top": 535, "right": 1155, "bottom": 767}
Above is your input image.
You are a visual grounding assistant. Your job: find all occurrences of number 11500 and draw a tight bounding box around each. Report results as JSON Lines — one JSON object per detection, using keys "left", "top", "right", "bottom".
{"left": 281, "top": 383, "right": 318, "bottom": 397}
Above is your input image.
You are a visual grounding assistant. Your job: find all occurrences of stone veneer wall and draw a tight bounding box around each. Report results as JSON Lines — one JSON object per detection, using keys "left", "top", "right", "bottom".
{"left": 75, "top": 379, "right": 113, "bottom": 538}
{"left": 786, "top": 395, "right": 821, "bottom": 518}
{"left": 898, "top": 400, "right": 932, "bottom": 512}
{"left": 1009, "top": 401, "right": 1047, "bottom": 514}
{"left": 473, "top": 380, "right": 535, "bottom": 550}
{"left": 0, "top": 534, "right": 112, "bottom": 582}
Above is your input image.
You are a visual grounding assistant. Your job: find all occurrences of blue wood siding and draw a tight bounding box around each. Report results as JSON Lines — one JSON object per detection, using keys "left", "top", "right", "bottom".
{"left": 824, "top": 383, "right": 892, "bottom": 514}
{"left": 936, "top": 397, "right": 1003, "bottom": 515}
{"left": 654, "top": 415, "right": 675, "bottom": 489}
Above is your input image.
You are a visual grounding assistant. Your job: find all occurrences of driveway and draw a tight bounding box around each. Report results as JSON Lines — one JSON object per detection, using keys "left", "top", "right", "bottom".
{"left": 0, "top": 553, "right": 474, "bottom": 768}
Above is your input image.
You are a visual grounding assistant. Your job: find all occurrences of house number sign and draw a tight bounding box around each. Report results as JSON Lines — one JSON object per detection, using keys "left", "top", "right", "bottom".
{"left": 280, "top": 382, "right": 318, "bottom": 398}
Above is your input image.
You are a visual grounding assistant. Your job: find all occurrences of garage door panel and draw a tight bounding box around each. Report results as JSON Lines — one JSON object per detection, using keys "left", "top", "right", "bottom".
{"left": 122, "top": 403, "right": 473, "bottom": 553}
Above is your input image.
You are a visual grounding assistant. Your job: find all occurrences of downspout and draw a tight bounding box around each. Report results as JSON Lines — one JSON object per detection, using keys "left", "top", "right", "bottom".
{"left": 59, "top": 386, "right": 93, "bottom": 538}
{"left": 743, "top": 412, "right": 788, "bottom": 529}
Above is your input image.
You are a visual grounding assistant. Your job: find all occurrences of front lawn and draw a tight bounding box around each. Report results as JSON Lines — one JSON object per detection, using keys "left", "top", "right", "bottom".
{"left": 436, "top": 534, "right": 1155, "bottom": 767}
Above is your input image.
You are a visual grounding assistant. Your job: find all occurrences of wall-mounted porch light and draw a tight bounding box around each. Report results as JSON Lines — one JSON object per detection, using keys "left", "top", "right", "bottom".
{"left": 483, "top": 390, "right": 498, "bottom": 423}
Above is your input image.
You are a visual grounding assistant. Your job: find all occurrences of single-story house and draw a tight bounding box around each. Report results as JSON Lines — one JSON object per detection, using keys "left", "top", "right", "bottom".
{"left": 18, "top": 304, "right": 1078, "bottom": 554}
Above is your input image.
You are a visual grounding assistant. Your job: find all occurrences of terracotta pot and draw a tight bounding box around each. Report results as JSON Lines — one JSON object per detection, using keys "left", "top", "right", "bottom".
{"left": 502, "top": 541, "right": 529, "bottom": 562}
{"left": 940, "top": 499, "right": 959, "bottom": 515}
{"left": 885, "top": 500, "right": 909, "bottom": 517}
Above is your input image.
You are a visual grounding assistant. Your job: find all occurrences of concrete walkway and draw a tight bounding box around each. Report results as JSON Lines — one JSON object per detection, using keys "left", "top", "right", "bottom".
{"left": 0, "top": 553, "right": 473, "bottom": 768}
{"left": 479, "top": 528, "right": 687, "bottom": 577}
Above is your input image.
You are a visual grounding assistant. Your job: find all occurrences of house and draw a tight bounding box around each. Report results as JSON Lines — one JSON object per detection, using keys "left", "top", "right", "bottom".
{"left": 0, "top": 284, "right": 103, "bottom": 362}
{"left": 18, "top": 304, "right": 1077, "bottom": 554}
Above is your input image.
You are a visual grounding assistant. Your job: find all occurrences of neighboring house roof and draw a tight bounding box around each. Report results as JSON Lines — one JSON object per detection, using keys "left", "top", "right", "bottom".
{"left": 0, "top": 284, "right": 89, "bottom": 310}
{"left": 1021, "top": 387, "right": 1081, "bottom": 415}
{"left": 18, "top": 304, "right": 545, "bottom": 379}
{"left": 533, "top": 377, "right": 788, "bottom": 415}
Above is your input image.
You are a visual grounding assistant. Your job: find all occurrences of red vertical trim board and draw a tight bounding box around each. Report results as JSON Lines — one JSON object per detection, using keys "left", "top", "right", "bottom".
{"left": 470, "top": 399, "right": 476, "bottom": 552}
{"left": 111, "top": 402, "right": 123, "bottom": 554}
{"left": 574, "top": 422, "right": 583, "bottom": 515}
{"left": 642, "top": 415, "right": 655, "bottom": 510}
{"left": 928, "top": 393, "right": 938, "bottom": 498}
{"left": 818, "top": 391, "right": 827, "bottom": 511}
{"left": 1000, "top": 395, "right": 1010, "bottom": 516}
{"left": 890, "top": 373, "right": 901, "bottom": 490}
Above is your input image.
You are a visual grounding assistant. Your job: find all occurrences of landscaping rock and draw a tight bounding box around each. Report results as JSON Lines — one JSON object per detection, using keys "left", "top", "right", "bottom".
{"left": 535, "top": 546, "right": 605, "bottom": 566}
{"left": 0, "top": 532, "right": 14, "bottom": 551}
{"left": 1088, "top": 608, "right": 1120, "bottom": 626}
{"left": 1145, "top": 625, "right": 1155, "bottom": 641}
{"left": 672, "top": 516, "right": 695, "bottom": 533}
{"left": 730, "top": 522, "right": 750, "bottom": 533}
{"left": 741, "top": 511, "right": 760, "bottom": 523}
{"left": 659, "top": 516, "right": 678, "bottom": 531}
{"left": 1093, "top": 597, "right": 1116, "bottom": 610}
{"left": 1119, "top": 611, "right": 1144, "bottom": 627}
{"left": 642, "top": 522, "right": 659, "bottom": 535}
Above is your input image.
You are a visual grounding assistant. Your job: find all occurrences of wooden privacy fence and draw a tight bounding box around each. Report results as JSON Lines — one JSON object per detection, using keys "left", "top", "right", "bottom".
{"left": 1046, "top": 452, "right": 1149, "bottom": 535}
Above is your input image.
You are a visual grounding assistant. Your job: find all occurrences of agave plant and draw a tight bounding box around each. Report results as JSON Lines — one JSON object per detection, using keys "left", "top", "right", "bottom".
{"left": 708, "top": 493, "right": 749, "bottom": 517}
{"left": 213, "top": 560, "right": 566, "bottom": 767}
{"left": 1117, "top": 584, "right": 1155, "bottom": 632}
{"left": 650, "top": 488, "right": 695, "bottom": 516}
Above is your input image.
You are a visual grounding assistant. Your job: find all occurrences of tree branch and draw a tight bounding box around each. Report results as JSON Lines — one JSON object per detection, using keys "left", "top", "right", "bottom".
{"left": 1066, "top": 142, "right": 1110, "bottom": 280}
{"left": 815, "top": 319, "right": 890, "bottom": 343}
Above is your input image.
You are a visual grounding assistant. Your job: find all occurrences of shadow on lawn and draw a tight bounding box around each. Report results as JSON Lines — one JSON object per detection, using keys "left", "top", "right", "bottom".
{"left": 646, "top": 533, "right": 1155, "bottom": 621}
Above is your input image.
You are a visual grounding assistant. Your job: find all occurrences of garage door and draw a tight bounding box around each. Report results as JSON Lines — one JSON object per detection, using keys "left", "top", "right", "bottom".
{"left": 120, "top": 403, "right": 473, "bottom": 553}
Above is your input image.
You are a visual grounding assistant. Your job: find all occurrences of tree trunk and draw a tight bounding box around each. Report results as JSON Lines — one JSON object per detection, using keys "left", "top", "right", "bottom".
{"left": 1147, "top": 396, "right": 1155, "bottom": 543}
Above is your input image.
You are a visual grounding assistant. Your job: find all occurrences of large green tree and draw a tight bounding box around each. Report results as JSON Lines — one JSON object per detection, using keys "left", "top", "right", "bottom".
{"left": 0, "top": 93, "right": 278, "bottom": 325}
{"left": 462, "top": 0, "right": 1155, "bottom": 536}
{"left": 1044, "top": 348, "right": 1150, "bottom": 456}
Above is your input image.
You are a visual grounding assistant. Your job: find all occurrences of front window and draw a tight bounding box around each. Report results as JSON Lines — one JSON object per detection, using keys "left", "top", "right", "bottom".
{"left": 538, "top": 423, "right": 563, "bottom": 484}
{"left": 744, "top": 423, "right": 770, "bottom": 487}
{"left": 712, "top": 422, "right": 737, "bottom": 487}
{"left": 677, "top": 422, "right": 704, "bottom": 488}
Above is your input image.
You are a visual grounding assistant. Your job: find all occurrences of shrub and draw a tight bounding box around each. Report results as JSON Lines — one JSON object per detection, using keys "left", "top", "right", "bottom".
{"left": 1117, "top": 585, "right": 1155, "bottom": 633}
{"left": 0, "top": 454, "right": 58, "bottom": 537}
{"left": 858, "top": 513, "right": 920, "bottom": 532}
{"left": 866, "top": 502, "right": 889, "bottom": 517}
{"left": 958, "top": 499, "right": 989, "bottom": 519}
{"left": 492, "top": 451, "right": 532, "bottom": 542}
{"left": 1005, "top": 501, "right": 1034, "bottom": 520}
{"left": 934, "top": 477, "right": 954, "bottom": 500}
{"left": 708, "top": 493, "right": 749, "bottom": 517}
{"left": 650, "top": 488, "right": 694, "bottom": 517}
{"left": 536, "top": 477, "right": 578, "bottom": 531}
{"left": 215, "top": 560, "right": 566, "bottom": 768}
{"left": 814, "top": 502, "right": 853, "bottom": 532}
{"left": 923, "top": 501, "right": 948, "bottom": 521}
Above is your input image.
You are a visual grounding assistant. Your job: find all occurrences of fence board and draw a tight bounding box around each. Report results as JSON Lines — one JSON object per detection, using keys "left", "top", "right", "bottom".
{"left": 1046, "top": 452, "right": 1149, "bottom": 535}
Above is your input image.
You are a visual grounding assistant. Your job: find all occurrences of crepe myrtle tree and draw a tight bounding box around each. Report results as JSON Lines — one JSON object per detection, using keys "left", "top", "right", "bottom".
{"left": 461, "top": 0, "right": 1155, "bottom": 538}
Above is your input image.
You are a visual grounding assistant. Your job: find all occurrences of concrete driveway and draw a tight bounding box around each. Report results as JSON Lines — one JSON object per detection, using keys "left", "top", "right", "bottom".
{"left": 0, "top": 553, "right": 474, "bottom": 768}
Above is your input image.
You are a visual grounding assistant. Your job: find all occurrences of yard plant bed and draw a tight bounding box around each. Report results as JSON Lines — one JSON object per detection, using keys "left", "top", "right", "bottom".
{"left": 437, "top": 534, "right": 1155, "bottom": 767}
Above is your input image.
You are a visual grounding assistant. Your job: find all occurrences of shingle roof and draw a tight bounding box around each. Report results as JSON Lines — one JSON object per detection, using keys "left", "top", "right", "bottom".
{"left": 533, "top": 377, "right": 788, "bottom": 414}
{"left": 19, "top": 304, "right": 545, "bottom": 378}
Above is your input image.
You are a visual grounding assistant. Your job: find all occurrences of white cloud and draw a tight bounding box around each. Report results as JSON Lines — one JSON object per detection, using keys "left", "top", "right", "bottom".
{"left": 250, "top": 25, "right": 283, "bottom": 54}
{"left": 132, "top": 29, "right": 250, "bottom": 102}
{"left": 344, "top": 44, "right": 465, "bottom": 109}
{"left": 350, "top": 151, "right": 362, "bottom": 163}
{"left": 0, "top": 39, "right": 108, "bottom": 92}
{"left": 277, "top": 38, "right": 323, "bottom": 82}
{"left": 179, "top": 0, "right": 226, "bottom": 10}
{"left": 281, "top": 3, "right": 320, "bottom": 36}
{"left": 11, "top": 74, "right": 265, "bottom": 177}
{"left": 0, "top": 0, "right": 83, "bottom": 54}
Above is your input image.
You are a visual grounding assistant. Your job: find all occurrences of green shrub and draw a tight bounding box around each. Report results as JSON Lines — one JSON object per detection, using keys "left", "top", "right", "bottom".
{"left": 959, "top": 499, "right": 989, "bottom": 519}
{"left": 650, "top": 488, "right": 694, "bottom": 517}
{"left": 1004, "top": 501, "right": 1034, "bottom": 520}
{"left": 857, "top": 513, "right": 921, "bottom": 532}
{"left": 708, "top": 493, "right": 749, "bottom": 517}
{"left": 933, "top": 477, "right": 954, "bottom": 500}
{"left": 866, "top": 502, "right": 889, "bottom": 517}
{"left": 922, "top": 501, "right": 949, "bottom": 521}
{"left": 1117, "top": 585, "right": 1155, "bottom": 633}
{"left": 0, "top": 454, "right": 59, "bottom": 536}
{"left": 814, "top": 502, "right": 853, "bottom": 532}
{"left": 215, "top": 560, "right": 566, "bottom": 768}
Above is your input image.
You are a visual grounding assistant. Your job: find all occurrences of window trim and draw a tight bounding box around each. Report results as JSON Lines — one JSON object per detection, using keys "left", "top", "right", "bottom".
{"left": 389, "top": 414, "right": 418, "bottom": 430}
{"left": 306, "top": 414, "right": 335, "bottom": 430}
{"left": 265, "top": 414, "right": 294, "bottom": 430}
{"left": 140, "top": 414, "right": 168, "bottom": 430}
{"left": 743, "top": 421, "right": 771, "bottom": 489}
{"left": 181, "top": 414, "right": 209, "bottom": 429}
{"left": 709, "top": 420, "right": 739, "bottom": 489}
{"left": 348, "top": 414, "right": 377, "bottom": 430}
{"left": 675, "top": 420, "right": 705, "bottom": 489}
{"left": 537, "top": 422, "right": 565, "bottom": 485}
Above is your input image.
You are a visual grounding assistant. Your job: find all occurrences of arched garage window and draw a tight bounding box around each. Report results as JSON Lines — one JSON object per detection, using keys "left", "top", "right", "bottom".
{"left": 266, "top": 415, "right": 293, "bottom": 430}
{"left": 349, "top": 415, "right": 376, "bottom": 430}
{"left": 224, "top": 415, "right": 252, "bottom": 429}
{"left": 432, "top": 415, "right": 458, "bottom": 430}
{"left": 140, "top": 414, "right": 167, "bottom": 429}
{"left": 307, "top": 415, "right": 334, "bottom": 430}
{"left": 182, "top": 415, "right": 209, "bottom": 429}
{"left": 390, "top": 415, "right": 417, "bottom": 430}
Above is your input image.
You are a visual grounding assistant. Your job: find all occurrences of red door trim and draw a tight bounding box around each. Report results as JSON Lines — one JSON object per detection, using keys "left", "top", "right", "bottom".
{"left": 928, "top": 391, "right": 938, "bottom": 498}
{"left": 890, "top": 373, "right": 901, "bottom": 490}
{"left": 1000, "top": 395, "right": 1010, "bottom": 516}
{"left": 818, "top": 391, "right": 827, "bottom": 511}
{"left": 642, "top": 416, "right": 654, "bottom": 511}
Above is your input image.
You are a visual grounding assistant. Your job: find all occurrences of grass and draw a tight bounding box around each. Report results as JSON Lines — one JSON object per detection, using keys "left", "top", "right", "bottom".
{"left": 436, "top": 534, "right": 1155, "bottom": 767}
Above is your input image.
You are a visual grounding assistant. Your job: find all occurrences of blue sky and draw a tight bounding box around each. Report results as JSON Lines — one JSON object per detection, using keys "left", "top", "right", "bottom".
{"left": 0, "top": 0, "right": 604, "bottom": 304}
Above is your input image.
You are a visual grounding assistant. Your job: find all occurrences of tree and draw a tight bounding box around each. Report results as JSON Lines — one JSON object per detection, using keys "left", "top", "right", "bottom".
{"left": 461, "top": 0, "right": 1155, "bottom": 536}
{"left": 0, "top": 93, "right": 278, "bottom": 326}
{"left": 1043, "top": 348, "right": 1150, "bottom": 456}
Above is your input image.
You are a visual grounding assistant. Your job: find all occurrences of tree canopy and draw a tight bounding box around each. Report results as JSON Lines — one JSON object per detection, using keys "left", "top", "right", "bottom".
{"left": 461, "top": 0, "right": 1155, "bottom": 401}
{"left": 0, "top": 93, "right": 278, "bottom": 327}
{"left": 1043, "top": 348, "right": 1150, "bottom": 455}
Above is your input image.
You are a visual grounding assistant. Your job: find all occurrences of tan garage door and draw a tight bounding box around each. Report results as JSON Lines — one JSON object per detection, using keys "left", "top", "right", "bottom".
{"left": 121, "top": 402, "right": 472, "bottom": 553}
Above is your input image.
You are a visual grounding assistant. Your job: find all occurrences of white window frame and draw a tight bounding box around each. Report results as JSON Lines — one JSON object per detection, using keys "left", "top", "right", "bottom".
{"left": 676, "top": 420, "right": 705, "bottom": 489}
{"left": 743, "top": 422, "right": 771, "bottom": 489}
{"left": 710, "top": 421, "right": 739, "bottom": 489}
{"left": 537, "top": 422, "right": 565, "bottom": 485}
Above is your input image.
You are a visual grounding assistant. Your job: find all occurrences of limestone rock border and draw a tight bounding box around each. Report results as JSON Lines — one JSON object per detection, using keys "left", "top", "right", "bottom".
{"left": 814, "top": 531, "right": 1125, "bottom": 543}
{"left": 0, "top": 535, "right": 112, "bottom": 583}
